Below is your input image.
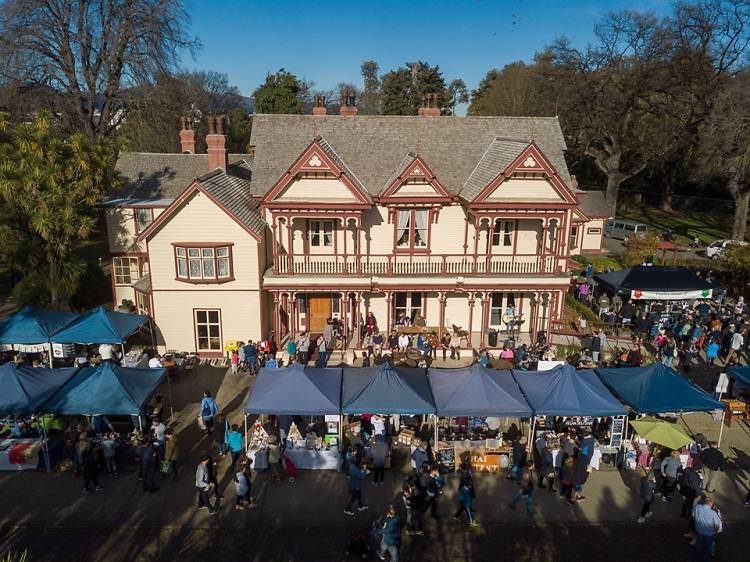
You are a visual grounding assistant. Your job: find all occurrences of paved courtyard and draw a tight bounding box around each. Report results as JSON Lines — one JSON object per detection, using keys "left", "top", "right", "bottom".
{"left": 1, "top": 360, "right": 750, "bottom": 561}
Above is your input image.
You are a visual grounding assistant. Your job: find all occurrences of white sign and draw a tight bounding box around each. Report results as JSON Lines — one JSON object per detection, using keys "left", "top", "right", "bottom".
{"left": 324, "top": 415, "right": 339, "bottom": 422}
{"left": 630, "top": 289, "right": 711, "bottom": 301}
{"left": 715, "top": 372, "right": 729, "bottom": 394}
{"left": 537, "top": 360, "right": 565, "bottom": 371}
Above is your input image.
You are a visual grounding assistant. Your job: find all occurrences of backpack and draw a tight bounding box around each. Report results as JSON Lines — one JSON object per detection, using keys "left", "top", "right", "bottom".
{"left": 201, "top": 400, "right": 212, "bottom": 417}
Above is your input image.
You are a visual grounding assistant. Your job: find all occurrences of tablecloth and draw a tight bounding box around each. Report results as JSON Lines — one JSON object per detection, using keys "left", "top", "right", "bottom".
{"left": 283, "top": 447, "right": 340, "bottom": 470}
{"left": 0, "top": 439, "right": 41, "bottom": 470}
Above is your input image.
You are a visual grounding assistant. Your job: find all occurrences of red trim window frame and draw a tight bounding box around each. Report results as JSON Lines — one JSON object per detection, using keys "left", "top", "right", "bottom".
{"left": 112, "top": 256, "right": 140, "bottom": 286}
{"left": 133, "top": 208, "right": 155, "bottom": 234}
{"left": 194, "top": 308, "right": 222, "bottom": 352}
{"left": 173, "top": 243, "right": 235, "bottom": 284}
{"left": 491, "top": 220, "right": 514, "bottom": 247}
{"left": 394, "top": 209, "right": 430, "bottom": 253}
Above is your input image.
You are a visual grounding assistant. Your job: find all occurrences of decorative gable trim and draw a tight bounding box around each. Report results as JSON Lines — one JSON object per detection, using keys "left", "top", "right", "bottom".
{"left": 377, "top": 155, "right": 453, "bottom": 204}
{"left": 470, "top": 142, "right": 578, "bottom": 207}
{"left": 262, "top": 137, "right": 371, "bottom": 207}
{"left": 137, "top": 179, "right": 261, "bottom": 242}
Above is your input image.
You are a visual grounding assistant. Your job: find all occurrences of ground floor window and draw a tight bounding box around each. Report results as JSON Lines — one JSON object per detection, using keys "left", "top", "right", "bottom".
{"left": 570, "top": 226, "right": 579, "bottom": 249}
{"left": 394, "top": 292, "right": 422, "bottom": 322}
{"left": 194, "top": 309, "right": 221, "bottom": 351}
{"left": 135, "top": 291, "right": 150, "bottom": 316}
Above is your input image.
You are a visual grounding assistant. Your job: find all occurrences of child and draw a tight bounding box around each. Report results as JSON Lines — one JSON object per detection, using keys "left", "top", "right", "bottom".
{"left": 100, "top": 433, "right": 118, "bottom": 475}
{"left": 227, "top": 424, "right": 244, "bottom": 469}
{"left": 454, "top": 477, "right": 478, "bottom": 527}
{"left": 230, "top": 350, "right": 239, "bottom": 374}
{"left": 234, "top": 460, "right": 254, "bottom": 510}
{"left": 361, "top": 351, "right": 370, "bottom": 368}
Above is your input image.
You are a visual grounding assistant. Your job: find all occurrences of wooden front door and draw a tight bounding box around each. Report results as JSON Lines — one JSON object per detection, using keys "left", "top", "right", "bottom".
{"left": 308, "top": 294, "right": 332, "bottom": 333}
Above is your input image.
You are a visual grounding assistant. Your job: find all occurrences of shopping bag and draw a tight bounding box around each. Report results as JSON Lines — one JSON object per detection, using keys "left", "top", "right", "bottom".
{"left": 160, "top": 460, "right": 171, "bottom": 474}
{"left": 197, "top": 415, "right": 206, "bottom": 430}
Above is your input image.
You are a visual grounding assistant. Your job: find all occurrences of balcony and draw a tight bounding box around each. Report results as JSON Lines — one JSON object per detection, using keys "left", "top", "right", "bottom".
{"left": 274, "top": 254, "right": 561, "bottom": 276}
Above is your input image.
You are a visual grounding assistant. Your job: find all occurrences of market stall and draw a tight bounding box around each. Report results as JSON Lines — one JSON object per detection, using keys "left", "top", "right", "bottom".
{"left": 0, "top": 363, "right": 78, "bottom": 470}
{"left": 428, "top": 364, "right": 533, "bottom": 474}
{"left": 0, "top": 306, "right": 79, "bottom": 367}
{"left": 513, "top": 364, "right": 627, "bottom": 469}
{"left": 721, "top": 366, "right": 750, "bottom": 430}
{"left": 594, "top": 265, "right": 714, "bottom": 301}
{"left": 244, "top": 362, "right": 343, "bottom": 471}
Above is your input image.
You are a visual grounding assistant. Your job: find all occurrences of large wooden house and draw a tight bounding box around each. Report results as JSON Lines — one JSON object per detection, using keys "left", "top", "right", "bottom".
{"left": 103, "top": 102, "right": 609, "bottom": 357}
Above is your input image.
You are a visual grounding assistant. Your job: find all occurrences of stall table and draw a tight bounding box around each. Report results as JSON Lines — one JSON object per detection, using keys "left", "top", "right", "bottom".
{"left": 283, "top": 446, "right": 340, "bottom": 471}
{"left": 247, "top": 445, "right": 268, "bottom": 471}
{"left": 0, "top": 438, "right": 42, "bottom": 470}
{"left": 550, "top": 447, "right": 603, "bottom": 470}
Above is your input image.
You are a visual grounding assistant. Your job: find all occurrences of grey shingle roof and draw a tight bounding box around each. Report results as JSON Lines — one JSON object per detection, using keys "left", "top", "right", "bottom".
{"left": 110, "top": 153, "right": 254, "bottom": 201}
{"left": 316, "top": 136, "right": 371, "bottom": 202}
{"left": 460, "top": 138, "right": 529, "bottom": 201}
{"left": 380, "top": 152, "right": 418, "bottom": 195}
{"left": 249, "top": 115, "right": 571, "bottom": 198}
{"left": 576, "top": 190, "right": 611, "bottom": 218}
{"left": 196, "top": 164, "right": 265, "bottom": 239}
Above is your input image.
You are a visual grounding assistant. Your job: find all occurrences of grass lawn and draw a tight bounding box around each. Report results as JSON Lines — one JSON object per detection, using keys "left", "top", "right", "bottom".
{"left": 619, "top": 206, "right": 733, "bottom": 246}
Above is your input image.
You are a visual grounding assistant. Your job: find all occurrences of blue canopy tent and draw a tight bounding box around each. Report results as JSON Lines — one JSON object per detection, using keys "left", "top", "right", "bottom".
{"left": 342, "top": 362, "right": 435, "bottom": 415}
{"left": 513, "top": 364, "right": 627, "bottom": 449}
{"left": 727, "top": 365, "right": 750, "bottom": 387}
{"left": 428, "top": 364, "right": 532, "bottom": 417}
{"left": 41, "top": 362, "right": 166, "bottom": 425}
{"left": 513, "top": 364, "right": 627, "bottom": 417}
{"left": 0, "top": 306, "right": 79, "bottom": 366}
{"left": 0, "top": 363, "right": 79, "bottom": 470}
{"left": 51, "top": 306, "right": 148, "bottom": 344}
{"left": 0, "top": 363, "right": 78, "bottom": 416}
{"left": 595, "top": 364, "right": 723, "bottom": 414}
{"left": 245, "top": 363, "right": 342, "bottom": 415}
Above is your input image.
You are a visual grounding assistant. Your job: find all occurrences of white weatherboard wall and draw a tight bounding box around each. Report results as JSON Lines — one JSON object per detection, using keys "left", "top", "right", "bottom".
{"left": 146, "top": 190, "right": 264, "bottom": 352}
{"left": 486, "top": 179, "right": 562, "bottom": 201}
{"left": 277, "top": 178, "right": 358, "bottom": 202}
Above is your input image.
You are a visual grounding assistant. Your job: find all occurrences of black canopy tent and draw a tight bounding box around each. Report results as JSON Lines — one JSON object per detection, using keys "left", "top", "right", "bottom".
{"left": 594, "top": 266, "right": 714, "bottom": 300}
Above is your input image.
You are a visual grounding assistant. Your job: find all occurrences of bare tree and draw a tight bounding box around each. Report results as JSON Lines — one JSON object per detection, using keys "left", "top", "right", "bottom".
{"left": 0, "top": 0, "right": 199, "bottom": 139}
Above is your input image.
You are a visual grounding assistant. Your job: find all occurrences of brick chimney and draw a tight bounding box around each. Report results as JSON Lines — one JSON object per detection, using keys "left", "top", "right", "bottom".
{"left": 206, "top": 115, "right": 228, "bottom": 172}
{"left": 340, "top": 90, "right": 358, "bottom": 116}
{"left": 418, "top": 93, "right": 441, "bottom": 117}
{"left": 313, "top": 95, "right": 327, "bottom": 115}
{"left": 179, "top": 116, "right": 196, "bottom": 154}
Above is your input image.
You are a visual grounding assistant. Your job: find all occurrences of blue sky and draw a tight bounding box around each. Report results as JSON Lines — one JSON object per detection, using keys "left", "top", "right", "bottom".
{"left": 187, "top": 0, "right": 671, "bottom": 104}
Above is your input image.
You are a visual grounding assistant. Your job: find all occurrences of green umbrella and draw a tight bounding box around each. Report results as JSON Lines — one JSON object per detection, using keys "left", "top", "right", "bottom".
{"left": 630, "top": 416, "right": 692, "bottom": 450}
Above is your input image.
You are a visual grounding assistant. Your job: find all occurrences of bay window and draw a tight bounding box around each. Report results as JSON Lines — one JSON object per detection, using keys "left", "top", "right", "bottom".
{"left": 174, "top": 244, "right": 233, "bottom": 282}
{"left": 395, "top": 209, "right": 429, "bottom": 251}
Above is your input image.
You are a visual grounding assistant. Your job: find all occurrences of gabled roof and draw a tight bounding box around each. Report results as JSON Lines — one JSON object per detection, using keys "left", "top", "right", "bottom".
{"left": 377, "top": 153, "right": 451, "bottom": 201}
{"left": 262, "top": 135, "right": 372, "bottom": 206}
{"left": 109, "top": 153, "right": 254, "bottom": 201}
{"left": 461, "top": 138, "right": 529, "bottom": 201}
{"left": 249, "top": 115, "right": 571, "bottom": 197}
{"left": 137, "top": 163, "right": 265, "bottom": 242}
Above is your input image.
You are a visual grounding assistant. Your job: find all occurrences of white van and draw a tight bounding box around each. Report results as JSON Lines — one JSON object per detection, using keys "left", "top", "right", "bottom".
{"left": 604, "top": 219, "right": 648, "bottom": 241}
{"left": 705, "top": 239, "right": 749, "bottom": 260}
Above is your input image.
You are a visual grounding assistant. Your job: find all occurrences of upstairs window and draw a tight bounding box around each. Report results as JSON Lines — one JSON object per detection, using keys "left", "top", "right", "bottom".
{"left": 395, "top": 209, "right": 429, "bottom": 251}
{"left": 492, "top": 220, "right": 514, "bottom": 247}
{"left": 174, "top": 244, "right": 233, "bottom": 282}
{"left": 309, "top": 220, "right": 333, "bottom": 247}
{"left": 113, "top": 257, "right": 139, "bottom": 286}
{"left": 134, "top": 208, "right": 154, "bottom": 233}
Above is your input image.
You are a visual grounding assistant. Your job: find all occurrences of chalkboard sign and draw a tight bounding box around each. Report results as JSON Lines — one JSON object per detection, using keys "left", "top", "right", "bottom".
{"left": 437, "top": 447, "right": 455, "bottom": 474}
{"left": 610, "top": 417, "right": 625, "bottom": 448}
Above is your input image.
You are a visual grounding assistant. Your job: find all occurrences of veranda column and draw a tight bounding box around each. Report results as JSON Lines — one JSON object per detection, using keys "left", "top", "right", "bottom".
{"left": 385, "top": 291, "right": 393, "bottom": 334}
{"left": 467, "top": 293, "right": 476, "bottom": 349}
{"left": 272, "top": 291, "right": 280, "bottom": 349}
{"left": 438, "top": 291, "right": 447, "bottom": 341}
{"left": 272, "top": 218, "right": 279, "bottom": 273}
{"left": 355, "top": 222, "right": 362, "bottom": 275}
{"left": 289, "top": 293, "right": 297, "bottom": 337}
{"left": 538, "top": 218, "right": 548, "bottom": 274}
{"left": 479, "top": 292, "right": 490, "bottom": 348}
{"left": 287, "top": 217, "right": 295, "bottom": 275}
{"left": 342, "top": 292, "right": 349, "bottom": 348}
{"left": 355, "top": 292, "right": 362, "bottom": 343}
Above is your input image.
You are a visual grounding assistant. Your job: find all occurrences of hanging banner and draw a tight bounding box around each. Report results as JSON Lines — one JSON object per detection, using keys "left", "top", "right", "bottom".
{"left": 630, "top": 289, "right": 711, "bottom": 301}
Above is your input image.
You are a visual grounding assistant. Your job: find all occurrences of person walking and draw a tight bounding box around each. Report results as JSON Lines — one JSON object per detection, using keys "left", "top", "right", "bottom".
{"left": 140, "top": 439, "right": 159, "bottom": 493}
{"left": 195, "top": 454, "right": 217, "bottom": 514}
{"left": 454, "top": 471, "right": 479, "bottom": 526}
{"left": 692, "top": 497, "right": 723, "bottom": 562}
{"left": 343, "top": 459, "right": 368, "bottom": 515}
{"left": 660, "top": 450, "right": 682, "bottom": 501}
{"left": 560, "top": 456, "right": 575, "bottom": 506}
{"left": 637, "top": 471, "right": 656, "bottom": 523}
{"left": 680, "top": 465, "right": 703, "bottom": 519}
{"left": 417, "top": 463, "right": 441, "bottom": 519}
{"left": 539, "top": 442, "right": 556, "bottom": 493}
{"left": 199, "top": 391, "right": 218, "bottom": 437}
{"left": 508, "top": 436, "right": 528, "bottom": 481}
{"left": 411, "top": 440, "right": 429, "bottom": 474}
{"left": 227, "top": 424, "right": 244, "bottom": 470}
{"left": 700, "top": 441, "right": 725, "bottom": 493}
{"left": 509, "top": 460, "right": 535, "bottom": 516}
{"left": 724, "top": 329, "right": 745, "bottom": 365}
{"left": 296, "top": 332, "right": 310, "bottom": 365}
{"left": 316, "top": 335, "right": 328, "bottom": 367}
{"left": 267, "top": 435, "right": 283, "bottom": 484}
{"left": 234, "top": 459, "right": 253, "bottom": 511}
{"left": 164, "top": 429, "right": 180, "bottom": 480}
{"left": 375, "top": 504, "right": 402, "bottom": 561}
{"left": 370, "top": 434, "right": 388, "bottom": 485}
{"left": 81, "top": 445, "right": 103, "bottom": 492}
{"left": 402, "top": 483, "right": 425, "bottom": 536}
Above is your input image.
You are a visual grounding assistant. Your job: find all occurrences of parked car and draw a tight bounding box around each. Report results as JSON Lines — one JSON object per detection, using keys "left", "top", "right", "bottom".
{"left": 604, "top": 219, "right": 648, "bottom": 241}
{"left": 705, "top": 239, "right": 749, "bottom": 260}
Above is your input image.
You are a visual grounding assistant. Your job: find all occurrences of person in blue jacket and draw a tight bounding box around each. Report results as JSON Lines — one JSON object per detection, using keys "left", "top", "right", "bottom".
{"left": 375, "top": 504, "right": 402, "bottom": 561}
{"left": 199, "top": 391, "right": 219, "bottom": 437}
{"left": 343, "top": 459, "right": 368, "bottom": 515}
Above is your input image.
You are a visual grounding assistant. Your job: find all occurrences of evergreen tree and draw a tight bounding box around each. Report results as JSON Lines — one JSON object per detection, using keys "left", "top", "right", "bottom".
{"left": 252, "top": 69, "right": 305, "bottom": 114}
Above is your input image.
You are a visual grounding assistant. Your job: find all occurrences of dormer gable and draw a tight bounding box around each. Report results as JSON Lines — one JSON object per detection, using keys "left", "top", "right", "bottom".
{"left": 376, "top": 154, "right": 452, "bottom": 204}
{"left": 463, "top": 140, "right": 577, "bottom": 208}
{"left": 261, "top": 136, "right": 371, "bottom": 209}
